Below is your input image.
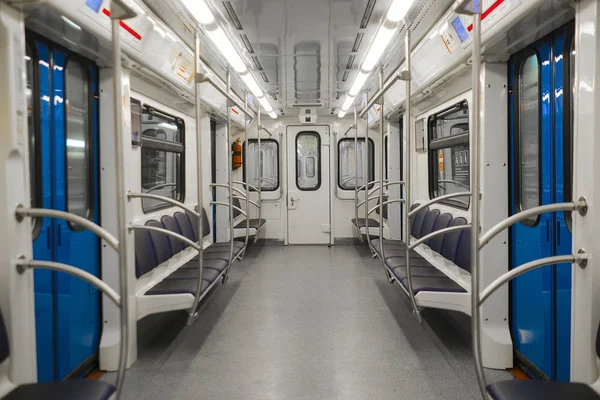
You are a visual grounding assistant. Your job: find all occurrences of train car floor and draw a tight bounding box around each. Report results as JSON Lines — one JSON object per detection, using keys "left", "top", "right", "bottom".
{"left": 104, "top": 244, "right": 512, "bottom": 399}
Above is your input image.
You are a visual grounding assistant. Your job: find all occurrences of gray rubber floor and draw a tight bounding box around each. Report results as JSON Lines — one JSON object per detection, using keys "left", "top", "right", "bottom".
{"left": 107, "top": 244, "right": 512, "bottom": 399}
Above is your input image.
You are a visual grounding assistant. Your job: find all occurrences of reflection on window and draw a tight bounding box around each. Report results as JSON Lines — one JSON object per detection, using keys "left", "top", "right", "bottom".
{"left": 519, "top": 54, "right": 540, "bottom": 223}
{"left": 244, "top": 139, "right": 279, "bottom": 191}
{"left": 338, "top": 138, "right": 374, "bottom": 190}
{"left": 428, "top": 100, "right": 470, "bottom": 209}
{"left": 65, "top": 60, "right": 91, "bottom": 220}
{"left": 296, "top": 132, "right": 321, "bottom": 191}
{"left": 140, "top": 104, "right": 185, "bottom": 212}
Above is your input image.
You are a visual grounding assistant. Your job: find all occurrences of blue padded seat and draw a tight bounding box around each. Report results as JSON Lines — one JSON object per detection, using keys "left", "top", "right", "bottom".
{"left": 234, "top": 218, "right": 267, "bottom": 230}
{"left": 135, "top": 230, "right": 158, "bottom": 278}
{"left": 146, "top": 278, "right": 210, "bottom": 296}
{"left": 5, "top": 380, "right": 116, "bottom": 400}
{"left": 454, "top": 228, "right": 471, "bottom": 272}
{"left": 174, "top": 212, "right": 197, "bottom": 242}
{"left": 428, "top": 213, "right": 453, "bottom": 252}
{"left": 161, "top": 215, "right": 186, "bottom": 254}
{"left": 169, "top": 267, "right": 221, "bottom": 283}
{"left": 391, "top": 265, "right": 446, "bottom": 281}
{"left": 385, "top": 256, "right": 437, "bottom": 269}
{"left": 411, "top": 206, "right": 430, "bottom": 237}
{"left": 440, "top": 217, "right": 468, "bottom": 262}
{"left": 146, "top": 220, "right": 173, "bottom": 265}
{"left": 182, "top": 258, "right": 228, "bottom": 273}
{"left": 419, "top": 209, "right": 440, "bottom": 239}
{"left": 0, "top": 308, "right": 116, "bottom": 400}
{"left": 351, "top": 218, "right": 380, "bottom": 228}
{"left": 487, "top": 381, "right": 600, "bottom": 400}
{"left": 400, "top": 276, "right": 466, "bottom": 294}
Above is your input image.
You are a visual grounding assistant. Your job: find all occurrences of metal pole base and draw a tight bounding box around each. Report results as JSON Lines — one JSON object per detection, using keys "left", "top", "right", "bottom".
{"left": 222, "top": 274, "right": 230, "bottom": 284}
{"left": 186, "top": 311, "right": 199, "bottom": 326}
{"left": 412, "top": 309, "right": 423, "bottom": 324}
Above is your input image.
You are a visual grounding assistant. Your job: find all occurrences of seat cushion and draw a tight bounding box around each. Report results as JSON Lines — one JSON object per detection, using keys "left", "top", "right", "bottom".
{"left": 391, "top": 266, "right": 447, "bottom": 281}
{"left": 234, "top": 218, "right": 267, "bottom": 230}
{"left": 209, "top": 241, "right": 245, "bottom": 251}
{"left": 352, "top": 218, "right": 380, "bottom": 228}
{"left": 385, "top": 256, "right": 436, "bottom": 270}
{"left": 6, "top": 380, "right": 116, "bottom": 400}
{"left": 182, "top": 258, "right": 228, "bottom": 273}
{"left": 196, "top": 249, "right": 231, "bottom": 261}
{"left": 146, "top": 278, "right": 210, "bottom": 296}
{"left": 487, "top": 381, "right": 600, "bottom": 400}
{"left": 169, "top": 267, "right": 222, "bottom": 283}
{"left": 400, "top": 276, "right": 466, "bottom": 295}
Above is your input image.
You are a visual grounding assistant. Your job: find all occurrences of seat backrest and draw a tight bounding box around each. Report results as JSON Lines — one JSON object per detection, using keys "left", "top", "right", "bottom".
{"left": 375, "top": 195, "right": 389, "bottom": 219}
{"left": 174, "top": 212, "right": 196, "bottom": 242}
{"left": 161, "top": 215, "right": 185, "bottom": 254}
{"left": 429, "top": 213, "right": 453, "bottom": 252}
{"left": 232, "top": 197, "right": 242, "bottom": 219}
{"left": 411, "top": 205, "right": 429, "bottom": 237}
{"left": 454, "top": 228, "right": 471, "bottom": 272}
{"left": 440, "top": 217, "right": 467, "bottom": 262}
{"left": 135, "top": 230, "right": 158, "bottom": 278}
{"left": 187, "top": 211, "right": 200, "bottom": 241}
{"left": 201, "top": 208, "right": 211, "bottom": 238}
{"left": 419, "top": 209, "right": 440, "bottom": 239}
{"left": 146, "top": 220, "right": 173, "bottom": 265}
{"left": 0, "top": 308, "right": 8, "bottom": 365}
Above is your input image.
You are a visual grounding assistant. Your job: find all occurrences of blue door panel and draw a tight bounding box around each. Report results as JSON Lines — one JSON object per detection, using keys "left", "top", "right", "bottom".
{"left": 30, "top": 38, "right": 101, "bottom": 381}
{"left": 509, "top": 23, "right": 574, "bottom": 381}
{"left": 32, "top": 41, "right": 55, "bottom": 383}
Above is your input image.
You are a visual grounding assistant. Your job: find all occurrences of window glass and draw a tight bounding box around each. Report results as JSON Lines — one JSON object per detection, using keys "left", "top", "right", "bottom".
{"left": 131, "top": 98, "right": 142, "bottom": 146}
{"left": 519, "top": 54, "right": 540, "bottom": 222}
{"left": 141, "top": 106, "right": 185, "bottom": 212}
{"left": 566, "top": 39, "right": 575, "bottom": 230}
{"left": 244, "top": 139, "right": 279, "bottom": 191}
{"left": 296, "top": 132, "right": 321, "bottom": 191}
{"left": 338, "top": 138, "right": 374, "bottom": 190}
{"left": 428, "top": 101, "right": 470, "bottom": 209}
{"left": 26, "top": 46, "right": 40, "bottom": 235}
{"left": 65, "top": 61, "right": 91, "bottom": 220}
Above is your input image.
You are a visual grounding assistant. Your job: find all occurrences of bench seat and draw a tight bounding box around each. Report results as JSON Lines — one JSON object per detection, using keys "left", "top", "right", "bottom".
{"left": 351, "top": 218, "right": 380, "bottom": 228}
{"left": 146, "top": 278, "right": 211, "bottom": 297}
{"left": 234, "top": 218, "right": 266, "bottom": 230}
{"left": 487, "top": 380, "right": 600, "bottom": 400}
{"left": 5, "top": 380, "right": 116, "bottom": 400}
{"left": 399, "top": 276, "right": 467, "bottom": 295}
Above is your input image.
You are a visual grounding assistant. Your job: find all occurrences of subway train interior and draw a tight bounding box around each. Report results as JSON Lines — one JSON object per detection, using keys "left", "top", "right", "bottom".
{"left": 2, "top": 0, "right": 600, "bottom": 399}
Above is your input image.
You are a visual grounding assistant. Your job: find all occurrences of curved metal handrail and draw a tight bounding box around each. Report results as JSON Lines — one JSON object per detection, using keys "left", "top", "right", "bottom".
{"left": 210, "top": 201, "right": 247, "bottom": 217}
{"left": 128, "top": 225, "right": 201, "bottom": 251}
{"left": 478, "top": 199, "right": 587, "bottom": 250}
{"left": 382, "top": 199, "right": 405, "bottom": 207}
{"left": 357, "top": 195, "right": 381, "bottom": 208}
{"left": 16, "top": 259, "right": 121, "bottom": 305}
{"left": 233, "top": 181, "right": 261, "bottom": 192}
{"left": 357, "top": 180, "right": 387, "bottom": 192}
{"left": 15, "top": 206, "right": 119, "bottom": 251}
{"left": 408, "top": 225, "right": 471, "bottom": 250}
{"left": 144, "top": 182, "right": 177, "bottom": 194}
{"left": 438, "top": 179, "right": 470, "bottom": 190}
{"left": 128, "top": 192, "right": 199, "bottom": 217}
{"left": 232, "top": 196, "right": 260, "bottom": 209}
{"left": 408, "top": 192, "right": 472, "bottom": 217}
{"left": 479, "top": 254, "right": 584, "bottom": 305}
{"left": 231, "top": 186, "right": 248, "bottom": 199}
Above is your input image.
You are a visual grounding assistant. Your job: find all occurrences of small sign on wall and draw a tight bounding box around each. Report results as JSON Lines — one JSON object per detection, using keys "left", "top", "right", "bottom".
{"left": 415, "top": 118, "right": 426, "bottom": 153}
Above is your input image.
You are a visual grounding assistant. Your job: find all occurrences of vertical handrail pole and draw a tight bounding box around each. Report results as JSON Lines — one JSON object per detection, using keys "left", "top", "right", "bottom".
{"left": 364, "top": 90, "right": 372, "bottom": 246}
{"left": 354, "top": 104, "right": 359, "bottom": 229}
{"left": 243, "top": 94, "right": 251, "bottom": 253}
{"left": 257, "top": 106, "right": 263, "bottom": 243}
{"left": 378, "top": 69, "right": 386, "bottom": 260}
{"left": 470, "top": 6, "right": 487, "bottom": 397}
{"left": 109, "top": 4, "right": 129, "bottom": 396}
{"left": 188, "top": 32, "right": 205, "bottom": 325}
{"left": 404, "top": 30, "right": 422, "bottom": 322}
{"left": 225, "top": 70, "right": 235, "bottom": 276}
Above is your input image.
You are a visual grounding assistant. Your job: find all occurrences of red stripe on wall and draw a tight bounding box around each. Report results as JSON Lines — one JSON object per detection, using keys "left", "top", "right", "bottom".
{"left": 466, "top": 0, "right": 505, "bottom": 32}
{"left": 102, "top": 8, "right": 143, "bottom": 41}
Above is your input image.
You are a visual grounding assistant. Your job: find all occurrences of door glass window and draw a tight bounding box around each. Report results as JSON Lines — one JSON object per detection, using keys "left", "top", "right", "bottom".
{"left": 296, "top": 132, "right": 321, "bottom": 191}
{"left": 428, "top": 101, "right": 470, "bottom": 209}
{"left": 519, "top": 54, "right": 541, "bottom": 223}
{"left": 244, "top": 139, "right": 279, "bottom": 191}
{"left": 26, "top": 45, "right": 40, "bottom": 235}
{"left": 338, "top": 138, "right": 374, "bottom": 190}
{"left": 565, "top": 38, "right": 575, "bottom": 231}
{"left": 65, "top": 60, "right": 91, "bottom": 221}
{"left": 140, "top": 105, "right": 185, "bottom": 212}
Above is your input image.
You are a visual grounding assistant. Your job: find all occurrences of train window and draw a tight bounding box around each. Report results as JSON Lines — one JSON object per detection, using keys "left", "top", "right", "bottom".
{"left": 131, "top": 98, "right": 142, "bottom": 146}
{"left": 338, "top": 138, "right": 374, "bottom": 190}
{"left": 518, "top": 54, "right": 541, "bottom": 224}
{"left": 140, "top": 105, "right": 185, "bottom": 212}
{"left": 428, "top": 100, "right": 470, "bottom": 209}
{"left": 565, "top": 38, "right": 575, "bottom": 231}
{"left": 384, "top": 135, "right": 388, "bottom": 180}
{"left": 243, "top": 139, "right": 279, "bottom": 192}
{"left": 65, "top": 60, "right": 92, "bottom": 222}
{"left": 26, "top": 45, "right": 41, "bottom": 235}
{"left": 296, "top": 132, "right": 321, "bottom": 191}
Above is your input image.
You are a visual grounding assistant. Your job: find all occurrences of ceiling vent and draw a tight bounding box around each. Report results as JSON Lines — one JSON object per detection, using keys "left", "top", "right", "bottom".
{"left": 299, "top": 108, "right": 318, "bottom": 124}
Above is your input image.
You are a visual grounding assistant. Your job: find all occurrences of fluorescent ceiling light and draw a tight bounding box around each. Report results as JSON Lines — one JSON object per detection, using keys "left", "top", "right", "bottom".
{"left": 61, "top": 15, "right": 82, "bottom": 31}
{"left": 362, "top": 26, "right": 397, "bottom": 72}
{"left": 268, "top": 111, "right": 278, "bottom": 119}
{"left": 206, "top": 27, "right": 248, "bottom": 73}
{"left": 258, "top": 96, "right": 274, "bottom": 113}
{"left": 349, "top": 71, "right": 370, "bottom": 97}
{"left": 181, "top": 0, "right": 215, "bottom": 25}
{"left": 240, "top": 73, "right": 263, "bottom": 98}
{"left": 338, "top": 110, "right": 347, "bottom": 119}
{"left": 386, "top": 0, "right": 416, "bottom": 23}
{"left": 341, "top": 95, "right": 355, "bottom": 111}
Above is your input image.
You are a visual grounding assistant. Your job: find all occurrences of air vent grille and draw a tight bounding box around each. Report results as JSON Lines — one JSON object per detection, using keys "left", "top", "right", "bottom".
{"left": 360, "top": 0, "right": 377, "bottom": 29}
{"left": 352, "top": 33, "right": 364, "bottom": 52}
{"left": 223, "top": 1, "right": 243, "bottom": 30}
{"left": 240, "top": 34, "right": 254, "bottom": 53}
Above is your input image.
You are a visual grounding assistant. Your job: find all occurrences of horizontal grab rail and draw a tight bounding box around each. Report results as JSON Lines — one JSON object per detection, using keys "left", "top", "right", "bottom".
{"left": 210, "top": 201, "right": 247, "bottom": 217}
{"left": 15, "top": 205, "right": 119, "bottom": 251}
{"left": 357, "top": 180, "right": 387, "bottom": 192}
{"left": 128, "top": 225, "right": 201, "bottom": 251}
{"left": 368, "top": 203, "right": 389, "bottom": 216}
{"left": 232, "top": 196, "right": 260, "bottom": 209}
{"left": 479, "top": 198, "right": 587, "bottom": 250}
{"left": 128, "top": 192, "right": 199, "bottom": 217}
{"left": 16, "top": 259, "right": 121, "bottom": 306}
{"left": 479, "top": 254, "right": 585, "bottom": 305}
{"left": 408, "top": 192, "right": 472, "bottom": 217}
{"left": 357, "top": 196, "right": 381, "bottom": 208}
{"left": 233, "top": 181, "right": 261, "bottom": 192}
{"left": 231, "top": 187, "right": 247, "bottom": 198}
{"left": 408, "top": 225, "right": 472, "bottom": 250}
{"left": 382, "top": 199, "right": 405, "bottom": 207}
